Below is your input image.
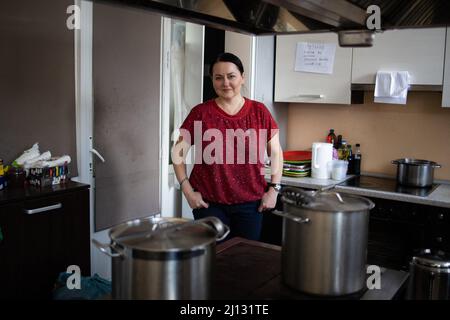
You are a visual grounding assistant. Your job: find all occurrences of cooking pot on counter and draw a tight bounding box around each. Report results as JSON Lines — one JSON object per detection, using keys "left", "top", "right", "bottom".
{"left": 273, "top": 187, "right": 374, "bottom": 296}
{"left": 392, "top": 158, "right": 441, "bottom": 187}
{"left": 93, "top": 216, "right": 229, "bottom": 300}
{"left": 407, "top": 249, "right": 450, "bottom": 300}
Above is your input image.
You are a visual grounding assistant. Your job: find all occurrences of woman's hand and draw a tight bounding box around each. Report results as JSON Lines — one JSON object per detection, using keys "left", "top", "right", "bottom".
{"left": 258, "top": 188, "right": 278, "bottom": 212}
{"left": 185, "top": 189, "right": 209, "bottom": 209}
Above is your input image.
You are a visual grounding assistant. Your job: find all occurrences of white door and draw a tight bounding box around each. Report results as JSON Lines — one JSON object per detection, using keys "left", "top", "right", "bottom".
{"left": 160, "top": 19, "right": 205, "bottom": 220}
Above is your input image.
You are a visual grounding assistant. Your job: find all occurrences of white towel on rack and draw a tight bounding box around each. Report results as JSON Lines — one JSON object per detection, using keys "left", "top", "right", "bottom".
{"left": 374, "top": 71, "right": 410, "bottom": 104}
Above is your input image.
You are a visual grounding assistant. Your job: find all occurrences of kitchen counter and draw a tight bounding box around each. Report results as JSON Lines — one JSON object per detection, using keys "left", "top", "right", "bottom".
{"left": 267, "top": 175, "right": 354, "bottom": 190}
{"left": 213, "top": 237, "right": 409, "bottom": 300}
{"left": 0, "top": 180, "right": 89, "bottom": 206}
{"left": 267, "top": 174, "right": 450, "bottom": 209}
{"left": 335, "top": 183, "right": 450, "bottom": 209}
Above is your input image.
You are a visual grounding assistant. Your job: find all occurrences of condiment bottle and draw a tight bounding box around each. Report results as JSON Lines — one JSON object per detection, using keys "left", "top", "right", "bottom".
{"left": 326, "top": 129, "right": 337, "bottom": 146}
{"left": 347, "top": 145, "right": 354, "bottom": 174}
{"left": 353, "top": 143, "right": 362, "bottom": 175}
{"left": 338, "top": 140, "right": 348, "bottom": 160}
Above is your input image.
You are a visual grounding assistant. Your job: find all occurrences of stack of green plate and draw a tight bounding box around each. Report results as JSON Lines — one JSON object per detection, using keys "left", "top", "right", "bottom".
{"left": 282, "top": 151, "right": 312, "bottom": 178}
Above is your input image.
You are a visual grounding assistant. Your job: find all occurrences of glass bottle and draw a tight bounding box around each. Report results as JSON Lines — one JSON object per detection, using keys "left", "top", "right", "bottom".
{"left": 347, "top": 145, "right": 354, "bottom": 174}
{"left": 338, "top": 140, "right": 348, "bottom": 160}
{"left": 353, "top": 143, "right": 362, "bottom": 175}
{"left": 335, "top": 135, "right": 343, "bottom": 150}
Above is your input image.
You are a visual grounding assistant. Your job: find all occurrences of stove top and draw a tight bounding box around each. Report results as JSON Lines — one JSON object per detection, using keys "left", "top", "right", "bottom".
{"left": 339, "top": 175, "right": 439, "bottom": 197}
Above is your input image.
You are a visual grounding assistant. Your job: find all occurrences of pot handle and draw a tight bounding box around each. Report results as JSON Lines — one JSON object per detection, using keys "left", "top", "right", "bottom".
{"left": 391, "top": 160, "right": 400, "bottom": 165}
{"left": 433, "top": 164, "right": 442, "bottom": 168}
{"left": 92, "top": 239, "right": 124, "bottom": 258}
{"left": 272, "top": 210, "right": 310, "bottom": 224}
{"left": 197, "top": 217, "right": 231, "bottom": 241}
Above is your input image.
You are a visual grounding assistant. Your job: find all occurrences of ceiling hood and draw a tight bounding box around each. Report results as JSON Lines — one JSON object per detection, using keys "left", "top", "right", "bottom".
{"left": 95, "top": 0, "right": 450, "bottom": 36}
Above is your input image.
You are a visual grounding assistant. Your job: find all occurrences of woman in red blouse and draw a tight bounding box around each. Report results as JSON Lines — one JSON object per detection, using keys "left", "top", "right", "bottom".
{"left": 172, "top": 52, "right": 283, "bottom": 241}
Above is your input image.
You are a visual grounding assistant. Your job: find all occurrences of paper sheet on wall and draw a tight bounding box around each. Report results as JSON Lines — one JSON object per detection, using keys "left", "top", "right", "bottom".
{"left": 295, "top": 42, "right": 336, "bottom": 74}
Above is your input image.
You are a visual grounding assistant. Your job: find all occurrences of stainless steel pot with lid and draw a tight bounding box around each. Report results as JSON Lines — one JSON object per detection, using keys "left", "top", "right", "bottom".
{"left": 392, "top": 158, "right": 441, "bottom": 187}
{"left": 273, "top": 187, "right": 374, "bottom": 296}
{"left": 407, "top": 249, "right": 450, "bottom": 300}
{"left": 93, "top": 216, "right": 229, "bottom": 300}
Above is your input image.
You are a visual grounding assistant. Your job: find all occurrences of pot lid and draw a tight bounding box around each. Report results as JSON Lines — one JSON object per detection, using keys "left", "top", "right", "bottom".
{"left": 412, "top": 249, "right": 450, "bottom": 269}
{"left": 109, "top": 217, "right": 218, "bottom": 252}
{"left": 282, "top": 189, "right": 374, "bottom": 212}
{"left": 392, "top": 158, "right": 439, "bottom": 166}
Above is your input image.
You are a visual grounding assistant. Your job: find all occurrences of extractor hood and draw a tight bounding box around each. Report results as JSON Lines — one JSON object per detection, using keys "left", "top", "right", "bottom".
{"left": 95, "top": 0, "right": 450, "bottom": 36}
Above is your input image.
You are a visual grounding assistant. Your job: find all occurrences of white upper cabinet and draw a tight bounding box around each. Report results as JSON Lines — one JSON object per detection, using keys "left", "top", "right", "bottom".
{"left": 275, "top": 33, "right": 352, "bottom": 104}
{"left": 442, "top": 27, "right": 450, "bottom": 108}
{"left": 352, "top": 27, "right": 446, "bottom": 85}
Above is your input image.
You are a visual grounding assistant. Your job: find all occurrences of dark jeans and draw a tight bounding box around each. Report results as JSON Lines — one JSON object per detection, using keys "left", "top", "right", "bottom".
{"left": 193, "top": 200, "right": 262, "bottom": 241}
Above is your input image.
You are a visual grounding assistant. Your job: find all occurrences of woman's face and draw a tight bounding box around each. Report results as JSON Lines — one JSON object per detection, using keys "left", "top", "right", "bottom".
{"left": 211, "top": 62, "right": 244, "bottom": 100}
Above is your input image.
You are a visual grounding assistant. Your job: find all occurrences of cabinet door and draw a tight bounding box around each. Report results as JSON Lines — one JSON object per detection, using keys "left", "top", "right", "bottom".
{"left": 442, "top": 27, "right": 450, "bottom": 107}
{"left": 0, "top": 203, "right": 23, "bottom": 299}
{"left": 19, "top": 189, "right": 90, "bottom": 299}
{"left": 275, "top": 33, "right": 352, "bottom": 104}
{"left": 20, "top": 198, "right": 53, "bottom": 299}
{"left": 352, "top": 28, "right": 446, "bottom": 85}
{"left": 46, "top": 188, "right": 90, "bottom": 280}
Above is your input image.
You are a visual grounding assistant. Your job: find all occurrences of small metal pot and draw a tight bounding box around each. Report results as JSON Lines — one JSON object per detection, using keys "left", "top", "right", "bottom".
{"left": 93, "top": 216, "right": 229, "bottom": 300}
{"left": 392, "top": 158, "right": 441, "bottom": 187}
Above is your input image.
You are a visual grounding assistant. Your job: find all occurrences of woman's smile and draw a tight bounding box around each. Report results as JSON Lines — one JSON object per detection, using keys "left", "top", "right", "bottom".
{"left": 212, "top": 61, "right": 244, "bottom": 101}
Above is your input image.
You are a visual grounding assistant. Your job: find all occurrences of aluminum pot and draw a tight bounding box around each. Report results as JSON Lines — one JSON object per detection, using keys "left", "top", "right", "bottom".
{"left": 392, "top": 158, "right": 441, "bottom": 187}
{"left": 273, "top": 187, "right": 374, "bottom": 296}
{"left": 93, "top": 216, "right": 229, "bottom": 300}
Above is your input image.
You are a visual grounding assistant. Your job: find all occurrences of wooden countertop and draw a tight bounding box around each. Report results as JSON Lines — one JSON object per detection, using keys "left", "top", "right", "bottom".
{"left": 214, "top": 237, "right": 409, "bottom": 300}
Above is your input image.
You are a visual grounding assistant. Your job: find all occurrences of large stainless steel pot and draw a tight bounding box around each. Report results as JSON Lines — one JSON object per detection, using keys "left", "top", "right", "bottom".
{"left": 274, "top": 187, "right": 374, "bottom": 296}
{"left": 392, "top": 158, "right": 441, "bottom": 187}
{"left": 93, "top": 216, "right": 229, "bottom": 300}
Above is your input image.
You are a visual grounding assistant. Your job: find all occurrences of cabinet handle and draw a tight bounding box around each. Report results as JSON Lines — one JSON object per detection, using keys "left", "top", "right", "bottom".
{"left": 24, "top": 203, "right": 62, "bottom": 215}
{"left": 297, "top": 94, "right": 325, "bottom": 99}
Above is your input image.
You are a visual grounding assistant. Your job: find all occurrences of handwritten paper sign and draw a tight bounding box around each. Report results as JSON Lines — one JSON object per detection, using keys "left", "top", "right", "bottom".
{"left": 295, "top": 42, "right": 336, "bottom": 74}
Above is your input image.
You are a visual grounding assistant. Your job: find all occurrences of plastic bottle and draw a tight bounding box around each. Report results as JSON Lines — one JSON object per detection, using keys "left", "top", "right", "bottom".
{"left": 353, "top": 143, "right": 362, "bottom": 175}
{"left": 326, "top": 129, "right": 337, "bottom": 146}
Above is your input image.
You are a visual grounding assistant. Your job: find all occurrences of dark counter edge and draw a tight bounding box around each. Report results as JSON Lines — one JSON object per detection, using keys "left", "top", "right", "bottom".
{"left": 0, "top": 180, "right": 90, "bottom": 206}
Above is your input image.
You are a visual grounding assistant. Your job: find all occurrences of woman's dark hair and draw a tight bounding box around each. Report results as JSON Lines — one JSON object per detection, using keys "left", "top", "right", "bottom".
{"left": 209, "top": 52, "right": 244, "bottom": 76}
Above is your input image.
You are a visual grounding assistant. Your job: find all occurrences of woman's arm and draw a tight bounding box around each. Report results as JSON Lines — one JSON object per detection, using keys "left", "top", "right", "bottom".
{"left": 267, "top": 132, "right": 283, "bottom": 185}
{"left": 258, "top": 132, "right": 283, "bottom": 212}
{"left": 172, "top": 137, "right": 209, "bottom": 209}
